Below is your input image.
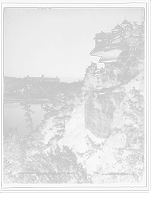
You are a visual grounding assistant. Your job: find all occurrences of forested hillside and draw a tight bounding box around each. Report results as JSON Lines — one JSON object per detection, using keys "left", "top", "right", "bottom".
{"left": 3, "top": 76, "right": 61, "bottom": 96}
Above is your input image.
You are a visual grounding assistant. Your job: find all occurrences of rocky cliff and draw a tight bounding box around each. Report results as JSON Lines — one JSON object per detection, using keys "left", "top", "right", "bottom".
{"left": 84, "top": 19, "right": 144, "bottom": 140}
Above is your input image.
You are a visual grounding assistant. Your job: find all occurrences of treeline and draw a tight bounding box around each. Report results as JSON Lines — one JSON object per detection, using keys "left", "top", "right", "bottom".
{"left": 3, "top": 63, "right": 145, "bottom": 186}
{"left": 3, "top": 76, "right": 25, "bottom": 92}
{"left": 3, "top": 76, "right": 58, "bottom": 94}
{"left": 3, "top": 76, "right": 81, "bottom": 96}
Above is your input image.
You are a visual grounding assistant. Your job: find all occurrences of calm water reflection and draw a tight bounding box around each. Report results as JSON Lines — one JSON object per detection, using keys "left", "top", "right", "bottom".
{"left": 4, "top": 103, "right": 46, "bottom": 138}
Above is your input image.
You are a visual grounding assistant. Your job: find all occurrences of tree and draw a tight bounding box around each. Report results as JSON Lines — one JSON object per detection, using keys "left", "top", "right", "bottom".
{"left": 3, "top": 77, "right": 25, "bottom": 92}
{"left": 83, "top": 63, "right": 98, "bottom": 90}
{"left": 19, "top": 146, "right": 91, "bottom": 184}
{"left": 114, "top": 88, "right": 145, "bottom": 174}
{"left": 3, "top": 129, "right": 26, "bottom": 174}
{"left": 78, "top": 134, "right": 104, "bottom": 174}
{"left": 39, "top": 90, "right": 73, "bottom": 147}
{"left": 3, "top": 157, "right": 14, "bottom": 184}
{"left": 99, "top": 63, "right": 119, "bottom": 88}
{"left": 21, "top": 102, "right": 34, "bottom": 131}
{"left": 25, "top": 130, "right": 47, "bottom": 160}
{"left": 51, "top": 92, "right": 73, "bottom": 130}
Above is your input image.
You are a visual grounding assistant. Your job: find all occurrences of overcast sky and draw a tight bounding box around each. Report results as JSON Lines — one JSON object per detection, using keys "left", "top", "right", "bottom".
{"left": 4, "top": 7, "right": 144, "bottom": 81}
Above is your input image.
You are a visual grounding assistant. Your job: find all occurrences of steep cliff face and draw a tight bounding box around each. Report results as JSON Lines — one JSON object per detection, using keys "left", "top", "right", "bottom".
{"left": 84, "top": 20, "right": 144, "bottom": 141}
{"left": 85, "top": 88, "right": 125, "bottom": 139}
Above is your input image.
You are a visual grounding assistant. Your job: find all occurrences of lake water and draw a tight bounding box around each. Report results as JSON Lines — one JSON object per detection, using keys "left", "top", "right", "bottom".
{"left": 3, "top": 103, "right": 47, "bottom": 138}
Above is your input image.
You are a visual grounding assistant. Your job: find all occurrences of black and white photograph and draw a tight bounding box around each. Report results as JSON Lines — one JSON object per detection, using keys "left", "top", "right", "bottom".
{"left": 0, "top": 1, "right": 150, "bottom": 192}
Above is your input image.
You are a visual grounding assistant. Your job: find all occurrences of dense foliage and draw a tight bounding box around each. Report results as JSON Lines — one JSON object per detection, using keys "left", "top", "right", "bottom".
{"left": 4, "top": 76, "right": 83, "bottom": 100}
{"left": 3, "top": 76, "right": 25, "bottom": 92}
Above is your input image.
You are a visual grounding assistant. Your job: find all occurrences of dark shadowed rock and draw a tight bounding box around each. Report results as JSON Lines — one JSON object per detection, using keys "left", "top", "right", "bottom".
{"left": 85, "top": 88, "right": 125, "bottom": 139}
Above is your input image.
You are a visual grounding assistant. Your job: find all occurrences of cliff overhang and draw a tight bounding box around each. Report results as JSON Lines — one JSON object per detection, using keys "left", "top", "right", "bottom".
{"left": 90, "top": 43, "right": 122, "bottom": 56}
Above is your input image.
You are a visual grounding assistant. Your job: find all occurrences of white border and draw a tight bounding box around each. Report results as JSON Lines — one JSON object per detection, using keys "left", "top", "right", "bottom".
{"left": 0, "top": 0, "right": 149, "bottom": 192}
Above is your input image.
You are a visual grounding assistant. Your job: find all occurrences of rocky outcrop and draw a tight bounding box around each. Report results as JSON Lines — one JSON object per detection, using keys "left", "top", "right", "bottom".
{"left": 84, "top": 19, "right": 144, "bottom": 139}
{"left": 84, "top": 88, "right": 125, "bottom": 138}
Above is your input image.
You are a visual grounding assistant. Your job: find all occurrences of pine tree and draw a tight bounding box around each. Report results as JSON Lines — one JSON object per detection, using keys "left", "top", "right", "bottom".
{"left": 21, "top": 102, "right": 34, "bottom": 131}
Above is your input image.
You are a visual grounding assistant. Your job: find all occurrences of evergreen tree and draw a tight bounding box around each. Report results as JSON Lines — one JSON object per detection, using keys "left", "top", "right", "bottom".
{"left": 3, "top": 129, "right": 26, "bottom": 174}
{"left": 83, "top": 63, "right": 98, "bottom": 90}
{"left": 21, "top": 102, "right": 34, "bottom": 131}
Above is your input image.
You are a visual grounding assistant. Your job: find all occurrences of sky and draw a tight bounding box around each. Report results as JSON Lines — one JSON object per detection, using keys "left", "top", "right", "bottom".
{"left": 4, "top": 7, "right": 144, "bottom": 81}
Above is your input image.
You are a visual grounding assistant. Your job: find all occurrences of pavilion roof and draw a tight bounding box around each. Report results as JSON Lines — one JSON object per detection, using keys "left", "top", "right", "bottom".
{"left": 121, "top": 19, "right": 131, "bottom": 25}
{"left": 111, "top": 24, "right": 122, "bottom": 32}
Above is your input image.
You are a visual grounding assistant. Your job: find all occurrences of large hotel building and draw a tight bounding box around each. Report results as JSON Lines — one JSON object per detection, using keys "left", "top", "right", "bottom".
{"left": 26, "top": 75, "right": 60, "bottom": 83}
